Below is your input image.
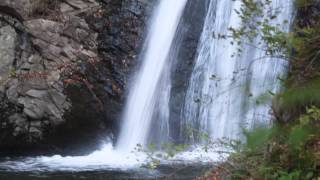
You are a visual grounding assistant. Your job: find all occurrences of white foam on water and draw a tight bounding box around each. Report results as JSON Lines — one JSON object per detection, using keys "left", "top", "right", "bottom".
{"left": 0, "top": 144, "right": 228, "bottom": 172}
{"left": 0, "top": 143, "right": 148, "bottom": 171}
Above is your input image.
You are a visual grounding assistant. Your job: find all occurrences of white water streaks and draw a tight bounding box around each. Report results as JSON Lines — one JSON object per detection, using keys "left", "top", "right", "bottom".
{"left": 183, "top": 0, "right": 293, "bottom": 142}
{"left": 0, "top": 0, "right": 294, "bottom": 172}
{"left": 116, "top": 0, "right": 188, "bottom": 152}
{"left": 0, "top": 0, "right": 189, "bottom": 171}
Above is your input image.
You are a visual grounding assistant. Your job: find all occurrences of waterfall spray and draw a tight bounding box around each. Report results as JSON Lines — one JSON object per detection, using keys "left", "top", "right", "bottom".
{"left": 182, "top": 0, "right": 293, "bottom": 142}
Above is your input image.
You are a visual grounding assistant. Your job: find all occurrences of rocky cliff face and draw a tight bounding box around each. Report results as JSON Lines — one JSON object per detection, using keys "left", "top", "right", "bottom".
{"left": 0, "top": 0, "right": 154, "bottom": 155}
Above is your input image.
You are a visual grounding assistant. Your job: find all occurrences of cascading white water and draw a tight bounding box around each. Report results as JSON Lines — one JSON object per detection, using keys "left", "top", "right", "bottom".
{"left": 116, "top": 0, "right": 187, "bottom": 152}
{"left": 0, "top": 0, "right": 294, "bottom": 172}
{"left": 0, "top": 0, "right": 188, "bottom": 171}
{"left": 182, "top": 0, "right": 293, "bottom": 142}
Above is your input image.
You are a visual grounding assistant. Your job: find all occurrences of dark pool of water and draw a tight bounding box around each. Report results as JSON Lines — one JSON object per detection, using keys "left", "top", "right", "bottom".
{"left": 0, "top": 164, "right": 211, "bottom": 180}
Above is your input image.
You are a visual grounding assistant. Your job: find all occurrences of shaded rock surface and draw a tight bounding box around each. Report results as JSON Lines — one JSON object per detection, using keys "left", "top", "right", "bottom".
{"left": 169, "top": 0, "right": 209, "bottom": 142}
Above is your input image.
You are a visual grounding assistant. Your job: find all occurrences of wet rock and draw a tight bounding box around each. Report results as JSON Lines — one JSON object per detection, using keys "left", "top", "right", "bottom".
{"left": 169, "top": 0, "right": 209, "bottom": 141}
{"left": 0, "top": 0, "right": 32, "bottom": 18}
{"left": 25, "top": 89, "right": 47, "bottom": 98}
{"left": 60, "top": 3, "right": 74, "bottom": 13}
{"left": 66, "top": 0, "right": 90, "bottom": 9}
{"left": 48, "top": 90, "right": 67, "bottom": 107}
{"left": 0, "top": 0, "right": 155, "bottom": 156}
{"left": 9, "top": 114, "right": 27, "bottom": 128}
{"left": 0, "top": 25, "right": 16, "bottom": 88}
{"left": 18, "top": 97, "right": 46, "bottom": 119}
{"left": 8, "top": 113, "right": 28, "bottom": 137}
{"left": 82, "top": 0, "right": 156, "bottom": 133}
{"left": 29, "top": 126, "right": 42, "bottom": 138}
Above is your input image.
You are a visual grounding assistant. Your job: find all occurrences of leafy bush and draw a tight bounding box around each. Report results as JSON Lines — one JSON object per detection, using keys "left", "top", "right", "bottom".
{"left": 212, "top": 106, "right": 320, "bottom": 180}
{"left": 201, "top": 1, "right": 320, "bottom": 179}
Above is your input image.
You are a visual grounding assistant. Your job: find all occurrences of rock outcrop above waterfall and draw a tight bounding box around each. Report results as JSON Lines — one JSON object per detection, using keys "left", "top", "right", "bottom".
{"left": 0, "top": 0, "right": 153, "bottom": 155}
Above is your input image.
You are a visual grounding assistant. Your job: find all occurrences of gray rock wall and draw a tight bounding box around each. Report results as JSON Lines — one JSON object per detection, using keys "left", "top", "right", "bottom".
{"left": 169, "top": 0, "right": 209, "bottom": 142}
{"left": 0, "top": 0, "right": 153, "bottom": 155}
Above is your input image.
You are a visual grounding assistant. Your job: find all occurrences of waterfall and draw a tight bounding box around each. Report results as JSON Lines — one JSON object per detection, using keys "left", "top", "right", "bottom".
{"left": 0, "top": 0, "right": 189, "bottom": 171}
{"left": 0, "top": 0, "right": 295, "bottom": 171}
{"left": 116, "top": 0, "right": 187, "bottom": 152}
{"left": 182, "top": 0, "right": 293, "bottom": 142}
